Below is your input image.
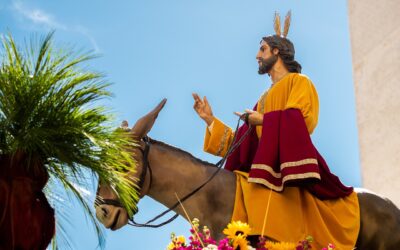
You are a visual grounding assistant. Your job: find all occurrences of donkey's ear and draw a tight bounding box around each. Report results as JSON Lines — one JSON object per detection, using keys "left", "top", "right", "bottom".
{"left": 131, "top": 98, "right": 167, "bottom": 139}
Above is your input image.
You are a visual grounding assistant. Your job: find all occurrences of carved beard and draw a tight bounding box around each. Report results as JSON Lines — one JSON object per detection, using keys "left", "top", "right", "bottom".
{"left": 258, "top": 54, "right": 278, "bottom": 75}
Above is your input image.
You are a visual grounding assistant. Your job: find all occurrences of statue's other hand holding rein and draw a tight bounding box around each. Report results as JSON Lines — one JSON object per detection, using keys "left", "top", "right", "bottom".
{"left": 234, "top": 109, "right": 263, "bottom": 126}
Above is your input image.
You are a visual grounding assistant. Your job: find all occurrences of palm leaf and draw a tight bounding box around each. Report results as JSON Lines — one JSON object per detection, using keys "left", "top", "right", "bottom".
{"left": 0, "top": 32, "right": 138, "bottom": 249}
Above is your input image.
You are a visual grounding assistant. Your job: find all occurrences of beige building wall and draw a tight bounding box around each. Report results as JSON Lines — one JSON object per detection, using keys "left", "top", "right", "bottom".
{"left": 348, "top": 0, "right": 400, "bottom": 206}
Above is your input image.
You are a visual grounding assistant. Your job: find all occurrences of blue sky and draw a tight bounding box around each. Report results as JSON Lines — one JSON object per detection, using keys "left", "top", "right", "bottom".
{"left": 1, "top": 1, "right": 361, "bottom": 249}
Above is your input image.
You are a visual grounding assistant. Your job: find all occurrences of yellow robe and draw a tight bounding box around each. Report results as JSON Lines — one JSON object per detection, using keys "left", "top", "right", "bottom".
{"left": 204, "top": 73, "right": 319, "bottom": 156}
{"left": 203, "top": 73, "right": 360, "bottom": 248}
{"left": 233, "top": 171, "right": 359, "bottom": 249}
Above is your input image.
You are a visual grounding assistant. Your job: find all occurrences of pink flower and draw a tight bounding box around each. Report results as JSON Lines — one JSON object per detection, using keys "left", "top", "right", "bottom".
{"left": 217, "top": 238, "right": 234, "bottom": 250}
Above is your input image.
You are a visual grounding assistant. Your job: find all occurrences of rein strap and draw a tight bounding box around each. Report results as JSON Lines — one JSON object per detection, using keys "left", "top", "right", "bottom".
{"left": 128, "top": 116, "right": 252, "bottom": 228}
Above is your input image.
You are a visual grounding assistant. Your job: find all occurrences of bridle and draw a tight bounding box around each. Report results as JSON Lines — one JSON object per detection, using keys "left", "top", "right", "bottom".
{"left": 96, "top": 116, "right": 252, "bottom": 228}
{"left": 95, "top": 135, "right": 152, "bottom": 216}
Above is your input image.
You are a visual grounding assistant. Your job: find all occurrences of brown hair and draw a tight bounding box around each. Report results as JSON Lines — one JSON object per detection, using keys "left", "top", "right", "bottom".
{"left": 262, "top": 35, "right": 302, "bottom": 73}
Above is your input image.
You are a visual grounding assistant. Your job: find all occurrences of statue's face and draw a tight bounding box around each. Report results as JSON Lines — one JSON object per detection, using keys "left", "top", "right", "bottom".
{"left": 256, "top": 40, "right": 278, "bottom": 75}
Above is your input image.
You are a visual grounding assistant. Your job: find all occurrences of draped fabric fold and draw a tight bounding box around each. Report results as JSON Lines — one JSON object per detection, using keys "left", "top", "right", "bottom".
{"left": 232, "top": 171, "right": 360, "bottom": 249}
{"left": 225, "top": 108, "right": 353, "bottom": 200}
{"left": 0, "top": 155, "right": 55, "bottom": 250}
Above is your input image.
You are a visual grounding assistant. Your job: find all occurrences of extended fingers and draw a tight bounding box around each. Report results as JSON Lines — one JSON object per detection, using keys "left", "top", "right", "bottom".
{"left": 234, "top": 111, "right": 248, "bottom": 122}
{"left": 192, "top": 93, "right": 202, "bottom": 103}
{"left": 235, "top": 109, "right": 260, "bottom": 125}
{"left": 193, "top": 94, "right": 206, "bottom": 113}
{"left": 203, "top": 96, "right": 208, "bottom": 104}
{"left": 235, "top": 109, "right": 253, "bottom": 117}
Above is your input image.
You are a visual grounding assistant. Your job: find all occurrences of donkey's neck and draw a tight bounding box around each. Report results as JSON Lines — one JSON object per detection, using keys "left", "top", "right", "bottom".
{"left": 146, "top": 140, "right": 219, "bottom": 206}
{"left": 146, "top": 140, "right": 235, "bottom": 238}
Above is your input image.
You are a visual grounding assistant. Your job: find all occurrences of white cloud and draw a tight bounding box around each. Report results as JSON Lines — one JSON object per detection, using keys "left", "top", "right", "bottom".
{"left": 12, "top": 1, "right": 66, "bottom": 30}
{"left": 11, "top": 1, "right": 100, "bottom": 52}
{"left": 75, "top": 25, "right": 100, "bottom": 52}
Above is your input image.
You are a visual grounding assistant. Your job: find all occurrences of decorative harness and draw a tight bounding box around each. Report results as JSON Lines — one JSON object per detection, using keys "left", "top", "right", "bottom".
{"left": 96, "top": 116, "right": 252, "bottom": 228}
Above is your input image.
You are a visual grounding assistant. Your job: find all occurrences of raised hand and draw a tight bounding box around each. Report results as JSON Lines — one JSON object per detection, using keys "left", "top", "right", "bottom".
{"left": 192, "top": 93, "right": 214, "bottom": 126}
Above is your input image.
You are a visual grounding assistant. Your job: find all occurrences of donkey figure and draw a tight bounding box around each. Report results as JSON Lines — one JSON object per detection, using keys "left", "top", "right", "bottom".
{"left": 95, "top": 99, "right": 400, "bottom": 249}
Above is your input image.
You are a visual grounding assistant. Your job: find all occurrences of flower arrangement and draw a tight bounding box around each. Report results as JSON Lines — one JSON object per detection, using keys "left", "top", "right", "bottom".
{"left": 166, "top": 219, "right": 335, "bottom": 250}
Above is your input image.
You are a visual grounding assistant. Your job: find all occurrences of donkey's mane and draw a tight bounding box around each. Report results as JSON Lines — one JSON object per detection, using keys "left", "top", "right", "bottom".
{"left": 149, "top": 138, "right": 217, "bottom": 168}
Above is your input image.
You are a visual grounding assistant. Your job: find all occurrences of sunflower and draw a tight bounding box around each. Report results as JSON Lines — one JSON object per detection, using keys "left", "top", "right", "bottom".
{"left": 167, "top": 233, "right": 187, "bottom": 250}
{"left": 176, "top": 235, "right": 186, "bottom": 246}
{"left": 167, "top": 242, "right": 175, "bottom": 250}
{"left": 223, "top": 221, "right": 252, "bottom": 239}
{"left": 231, "top": 234, "right": 249, "bottom": 250}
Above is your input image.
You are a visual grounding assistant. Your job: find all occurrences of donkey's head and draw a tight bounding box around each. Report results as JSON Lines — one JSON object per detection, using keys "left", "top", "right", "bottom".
{"left": 94, "top": 99, "right": 167, "bottom": 230}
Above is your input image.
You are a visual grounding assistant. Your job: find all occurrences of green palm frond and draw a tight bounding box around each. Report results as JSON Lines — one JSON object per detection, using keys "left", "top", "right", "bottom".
{"left": 45, "top": 178, "right": 77, "bottom": 250}
{"left": 0, "top": 32, "right": 138, "bottom": 248}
